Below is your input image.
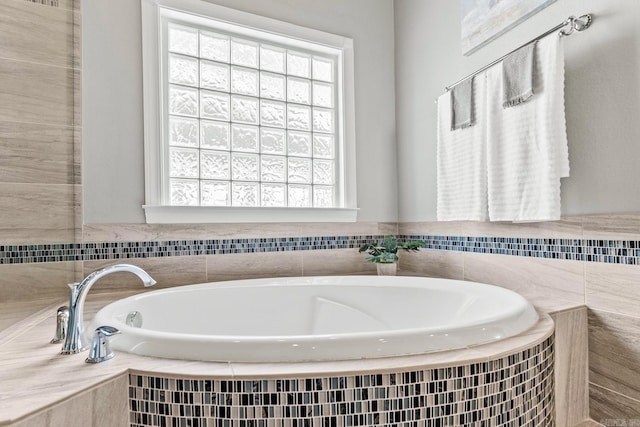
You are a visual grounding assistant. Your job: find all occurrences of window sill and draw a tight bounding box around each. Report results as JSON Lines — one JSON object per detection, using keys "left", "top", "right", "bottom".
{"left": 143, "top": 206, "right": 358, "bottom": 223}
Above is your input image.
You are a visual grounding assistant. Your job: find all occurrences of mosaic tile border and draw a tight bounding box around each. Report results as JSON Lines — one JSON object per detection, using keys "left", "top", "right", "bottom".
{"left": 128, "top": 336, "right": 554, "bottom": 427}
{"left": 1, "top": 234, "right": 640, "bottom": 266}
{"left": 22, "top": 0, "right": 60, "bottom": 7}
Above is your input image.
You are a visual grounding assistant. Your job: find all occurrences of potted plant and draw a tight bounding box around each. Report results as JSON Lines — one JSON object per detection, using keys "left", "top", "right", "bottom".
{"left": 358, "top": 236, "right": 425, "bottom": 276}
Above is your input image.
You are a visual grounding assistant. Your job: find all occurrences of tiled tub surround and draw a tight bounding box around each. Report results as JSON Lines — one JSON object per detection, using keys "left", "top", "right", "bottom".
{"left": 0, "top": 292, "right": 555, "bottom": 426}
{"left": 129, "top": 336, "right": 554, "bottom": 427}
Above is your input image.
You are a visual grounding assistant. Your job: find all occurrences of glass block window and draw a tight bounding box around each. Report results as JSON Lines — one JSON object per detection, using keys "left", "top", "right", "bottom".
{"left": 164, "top": 22, "right": 338, "bottom": 208}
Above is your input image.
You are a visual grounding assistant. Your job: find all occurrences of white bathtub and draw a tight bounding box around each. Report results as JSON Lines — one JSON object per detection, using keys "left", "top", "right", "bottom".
{"left": 92, "top": 276, "right": 538, "bottom": 362}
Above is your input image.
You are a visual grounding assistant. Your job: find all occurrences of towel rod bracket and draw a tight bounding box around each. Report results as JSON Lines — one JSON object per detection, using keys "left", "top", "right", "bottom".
{"left": 561, "top": 14, "right": 592, "bottom": 36}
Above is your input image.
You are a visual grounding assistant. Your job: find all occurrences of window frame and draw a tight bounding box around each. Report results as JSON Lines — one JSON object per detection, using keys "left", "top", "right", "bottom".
{"left": 141, "top": 0, "right": 357, "bottom": 223}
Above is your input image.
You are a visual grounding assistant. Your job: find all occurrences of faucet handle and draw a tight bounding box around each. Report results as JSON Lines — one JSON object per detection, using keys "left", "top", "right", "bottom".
{"left": 85, "top": 326, "right": 121, "bottom": 363}
{"left": 50, "top": 306, "right": 69, "bottom": 344}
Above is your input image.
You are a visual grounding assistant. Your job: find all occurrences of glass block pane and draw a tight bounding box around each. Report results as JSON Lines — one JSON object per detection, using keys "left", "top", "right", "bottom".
{"left": 230, "top": 66, "right": 258, "bottom": 96}
{"left": 260, "top": 45, "right": 285, "bottom": 73}
{"left": 231, "top": 39, "right": 258, "bottom": 68}
{"left": 169, "top": 148, "right": 199, "bottom": 178}
{"left": 260, "top": 100, "right": 285, "bottom": 128}
{"left": 168, "top": 25, "right": 198, "bottom": 56}
{"left": 288, "top": 157, "right": 312, "bottom": 184}
{"left": 287, "top": 77, "right": 311, "bottom": 105}
{"left": 231, "top": 95, "right": 259, "bottom": 124}
{"left": 313, "top": 134, "right": 334, "bottom": 159}
{"left": 170, "top": 179, "right": 199, "bottom": 206}
{"left": 231, "top": 124, "right": 258, "bottom": 153}
{"left": 287, "top": 51, "right": 310, "bottom": 78}
{"left": 287, "top": 131, "right": 311, "bottom": 157}
{"left": 260, "top": 128, "right": 286, "bottom": 155}
{"left": 169, "top": 117, "right": 198, "bottom": 148}
{"left": 201, "top": 181, "right": 230, "bottom": 206}
{"left": 169, "top": 54, "right": 198, "bottom": 86}
{"left": 261, "top": 183, "right": 286, "bottom": 207}
{"left": 200, "top": 150, "right": 229, "bottom": 180}
{"left": 261, "top": 155, "right": 286, "bottom": 182}
{"left": 312, "top": 57, "right": 333, "bottom": 82}
{"left": 200, "top": 120, "right": 229, "bottom": 150}
{"left": 232, "top": 182, "right": 259, "bottom": 207}
{"left": 288, "top": 184, "right": 311, "bottom": 208}
{"left": 287, "top": 104, "right": 311, "bottom": 131}
{"left": 169, "top": 86, "right": 198, "bottom": 117}
{"left": 313, "top": 185, "right": 334, "bottom": 208}
{"left": 260, "top": 72, "right": 286, "bottom": 101}
{"left": 313, "top": 159, "right": 334, "bottom": 185}
{"left": 312, "top": 81, "right": 333, "bottom": 108}
{"left": 200, "top": 32, "right": 229, "bottom": 62}
{"left": 200, "top": 61, "right": 229, "bottom": 92}
{"left": 231, "top": 153, "right": 259, "bottom": 181}
{"left": 313, "top": 108, "right": 334, "bottom": 133}
{"left": 200, "top": 90, "right": 229, "bottom": 121}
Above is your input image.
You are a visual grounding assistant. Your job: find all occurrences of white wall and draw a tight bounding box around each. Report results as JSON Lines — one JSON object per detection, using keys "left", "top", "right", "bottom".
{"left": 83, "top": 0, "right": 397, "bottom": 223}
{"left": 395, "top": 0, "right": 640, "bottom": 221}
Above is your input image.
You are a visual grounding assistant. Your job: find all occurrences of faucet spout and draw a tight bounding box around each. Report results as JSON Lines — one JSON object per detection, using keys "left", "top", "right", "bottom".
{"left": 60, "top": 264, "right": 156, "bottom": 354}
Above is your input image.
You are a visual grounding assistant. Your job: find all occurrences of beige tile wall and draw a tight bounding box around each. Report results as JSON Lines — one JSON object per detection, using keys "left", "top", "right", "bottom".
{"left": 2, "top": 0, "right": 639, "bottom": 422}
{"left": 399, "top": 214, "right": 640, "bottom": 422}
{"left": 8, "top": 374, "right": 129, "bottom": 427}
{"left": 0, "top": 0, "right": 80, "bottom": 311}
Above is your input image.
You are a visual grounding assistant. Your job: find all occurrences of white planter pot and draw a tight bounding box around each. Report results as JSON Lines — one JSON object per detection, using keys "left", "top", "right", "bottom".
{"left": 376, "top": 262, "right": 397, "bottom": 276}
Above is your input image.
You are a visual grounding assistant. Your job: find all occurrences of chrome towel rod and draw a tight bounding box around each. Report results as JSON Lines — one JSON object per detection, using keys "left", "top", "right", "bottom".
{"left": 444, "top": 14, "right": 593, "bottom": 92}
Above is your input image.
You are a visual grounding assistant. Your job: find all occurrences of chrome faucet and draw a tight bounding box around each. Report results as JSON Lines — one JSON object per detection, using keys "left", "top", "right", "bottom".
{"left": 60, "top": 264, "right": 156, "bottom": 355}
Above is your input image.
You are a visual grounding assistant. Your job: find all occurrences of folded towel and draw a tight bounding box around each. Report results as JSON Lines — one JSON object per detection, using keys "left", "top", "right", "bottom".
{"left": 502, "top": 42, "right": 536, "bottom": 108}
{"left": 450, "top": 77, "right": 475, "bottom": 130}
{"left": 437, "top": 74, "right": 488, "bottom": 221}
{"left": 486, "top": 35, "right": 569, "bottom": 222}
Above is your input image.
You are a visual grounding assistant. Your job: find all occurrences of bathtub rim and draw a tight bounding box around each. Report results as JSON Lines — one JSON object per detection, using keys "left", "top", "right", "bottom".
{"left": 95, "top": 275, "right": 537, "bottom": 340}
{"left": 128, "top": 311, "right": 554, "bottom": 379}
{"left": 92, "top": 276, "right": 549, "bottom": 366}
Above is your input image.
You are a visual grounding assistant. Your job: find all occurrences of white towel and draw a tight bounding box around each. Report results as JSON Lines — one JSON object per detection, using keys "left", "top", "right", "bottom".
{"left": 437, "top": 74, "right": 488, "bottom": 221}
{"left": 486, "top": 35, "right": 569, "bottom": 222}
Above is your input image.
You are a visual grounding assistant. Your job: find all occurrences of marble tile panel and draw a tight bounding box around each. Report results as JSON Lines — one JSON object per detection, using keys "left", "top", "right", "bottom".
{"left": 302, "top": 248, "right": 376, "bottom": 276}
{"left": 588, "top": 309, "right": 640, "bottom": 403}
{"left": 0, "top": 183, "right": 75, "bottom": 244}
{"left": 574, "top": 420, "right": 605, "bottom": 427}
{"left": 463, "top": 252, "right": 585, "bottom": 312}
{"left": 0, "top": 121, "right": 74, "bottom": 184}
{"left": 82, "top": 256, "right": 207, "bottom": 291}
{"left": 82, "top": 222, "right": 386, "bottom": 242}
{"left": 5, "top": 375, "right": 128, "bottom": 427}
{"left": 0, "top": 58, "right": 75, "bottom": 126}
{"left": 7, "top": 410, "right": 49, "bottom": 427}
{"left": 73, "top": 126, "right": 81, "bottom": 185}
{"left": 590, "top": 383, "right": 640, "bottom": 423}
{"left": 581, "top": 213, "right": 640, "bottom": 240}
{"left": 377, "top": 222, "right": 398, "bottom": 235}
{"left": 0, "top": 299, "right": 58, "bottom": 334}
{"left": 91, "top": 374, "right": 129, "bottom": 427}
{"left": 552, "top": 307, "right": 589, "bottom": 427}
{"left": 0, "top": 261, "right": 76, "bottom": 304}
{"left": 397, "top": 248, "right": 464, "bottom": 280}
{"left": 20, "top": 0, "right": 75, "bottom": 10}
{"left": 73, "top": 68, "right": 81, "bottom": 127}
{"left": 586, "top": 262, "right": 640, "bottom": 318}
{"left": 206, "top": 251, "right": 303, "bottom": 282}
{"left": 0, "top": 0, "right": 75, "bottom": 68}
{"left": 73, "top": 184, "right": 83, "bottom": 247}
{"left": 398, "top": 217, "right": 583, "bottom": 238}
